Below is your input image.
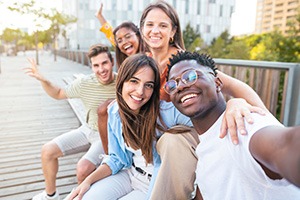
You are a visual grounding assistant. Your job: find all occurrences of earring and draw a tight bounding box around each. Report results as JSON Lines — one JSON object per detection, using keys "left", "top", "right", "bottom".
{"left": 169, "top": 37, "right": 174, "bottom": 43}
{"left": 217, "top": 86, "right": 221, "bottom": 92}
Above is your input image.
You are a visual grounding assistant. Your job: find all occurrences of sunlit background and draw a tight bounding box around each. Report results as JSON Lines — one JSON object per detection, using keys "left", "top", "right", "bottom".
{"left": 0, "top": 0, "right": 256, "bottom": 35}
{"left": 0, "top": 0, "right": 62, "bottom": 33}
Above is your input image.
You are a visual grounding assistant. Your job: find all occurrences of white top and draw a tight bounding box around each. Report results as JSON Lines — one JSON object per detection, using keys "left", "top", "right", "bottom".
{"left": 195, "top": 112, "right": 300, "bottom": 200}
{"left": 125, "top": 145, "right": 154, "bottom": 176}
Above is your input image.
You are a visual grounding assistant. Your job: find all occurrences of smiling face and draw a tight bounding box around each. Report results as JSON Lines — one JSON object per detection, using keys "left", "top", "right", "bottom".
{"left": 141, "top": 8, "right": 175, "bottom": 50}
{"left": 115, "top": 27, "right": 140, "bottom": 56}
{"left": 90, "top": 53, "right": 114, "bottom": 84}
{"left": 168, "top": 60, "right": 219, "bottom": 118}
{"left": 122, "top": 66, "right": 155, "bottom": 113}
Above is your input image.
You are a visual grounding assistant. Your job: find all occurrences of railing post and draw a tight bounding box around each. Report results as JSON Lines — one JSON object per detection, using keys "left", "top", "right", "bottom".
{"left": 287, "top": 64, "right": 300, "bottom": 126}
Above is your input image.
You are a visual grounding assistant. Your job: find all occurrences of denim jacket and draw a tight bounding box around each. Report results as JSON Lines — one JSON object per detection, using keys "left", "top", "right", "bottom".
{"left": 102, "top": 100, "right": 192, "bottom": 196}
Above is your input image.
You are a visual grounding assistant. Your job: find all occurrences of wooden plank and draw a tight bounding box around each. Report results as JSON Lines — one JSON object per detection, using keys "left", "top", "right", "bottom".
{"left": 0, "top": 52, "right": 92, "bottom": 199}
{"left": 269, "top": 70, "right": 280, "bottom": 115}
{"left": 5, "top": 184, "right": 77, "bottom": 200}
{"left": 0, "top": 154, "right": 82, "bottom": 174}
{"left": 0, "top": 176, "right": 77, "bottom": 197}
{"left": 280, "top": 70, "right": 289, "bottom": 121}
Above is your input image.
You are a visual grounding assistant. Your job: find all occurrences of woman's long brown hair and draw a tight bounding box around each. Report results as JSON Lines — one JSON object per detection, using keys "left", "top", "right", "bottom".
{"left": 116, "top": 53, "right": 161, "bottom": 163}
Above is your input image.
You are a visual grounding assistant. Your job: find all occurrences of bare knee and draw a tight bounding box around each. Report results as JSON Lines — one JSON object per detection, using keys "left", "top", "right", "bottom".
{"left": 76, "top": 159, "right": 96, "bottom": 183}
{"left": 41, "top": 141, "right": 62, "bottom": 161}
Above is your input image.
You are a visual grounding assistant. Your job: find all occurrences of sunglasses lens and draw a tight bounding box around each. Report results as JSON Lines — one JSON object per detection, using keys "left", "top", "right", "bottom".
{"left": 182, "top": 70, "right": 197, "bottom": 85}
{"left": 165, "top": 70, "right": 199, "bottom": 94}
{"left": 164, "top": 80, "right": 177, "bottom": 94}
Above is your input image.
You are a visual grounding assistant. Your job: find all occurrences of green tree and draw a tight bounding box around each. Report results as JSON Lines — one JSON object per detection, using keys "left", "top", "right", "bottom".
{"left": 18, "top": 32, "right": 35, "bottom": 51}
{"left": 282, "top": 7, "right": 300, "bottom": 62}
{"left": 1, "top": 28, "right": 24, "bottom": 55}
{"left": 207, "top": 37, "right": 226, "bottom": 58}
{"left": 8, "top": 0, "right": 76, "bottom": 62}
{"left": 1, "top": 28, "right": 23, "bottom": 43}
{"left": 206, "top": 30, "right": 232, "bottom": 58}
{"left": 224, "top": 39, "right": 250, "bottom": 60}
{"left": 183, "top": 23, "right": 202, "bottom": 50}
{"left": 219, "top": 30, "right": 231, "bottom": 45}
{"left": 250, "top": 31, "right": 284, "bottom": 61}
{"left": 188, "top": 37, "right": 204, "bottom": 52}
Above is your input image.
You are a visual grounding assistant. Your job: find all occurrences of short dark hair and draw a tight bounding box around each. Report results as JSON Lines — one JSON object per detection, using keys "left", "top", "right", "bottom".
{"left": 167, "top": 51, "right": 218, "bottom": 80}
{"left": 87, "top": 44, "right": 113, "bottom": 63}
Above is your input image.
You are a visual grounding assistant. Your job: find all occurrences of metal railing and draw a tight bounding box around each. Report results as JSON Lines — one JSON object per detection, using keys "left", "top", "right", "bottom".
{"left": 57, "top": 49, "right": 300, "bottom": 126}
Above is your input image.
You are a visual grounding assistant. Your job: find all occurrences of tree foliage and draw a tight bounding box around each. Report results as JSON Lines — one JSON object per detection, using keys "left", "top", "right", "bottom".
{"left": 1, "top": 28, "right": 23, "bottom": 43}
{"left": 192, "top": 15, "right": 300, "bottom": 63}
{"left": 5, "top": 0, "right": 76, "bottom": 48}
{"left": 183, "top": 23, "right": 202, "bottom": 51}
{"left": 205, "top": 30, "right": 233, "bottom": 58}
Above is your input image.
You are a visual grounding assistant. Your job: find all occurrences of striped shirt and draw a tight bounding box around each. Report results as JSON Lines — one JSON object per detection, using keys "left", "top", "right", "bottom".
{"left": 65, "top": 73, "right": 117, "bottom": 131}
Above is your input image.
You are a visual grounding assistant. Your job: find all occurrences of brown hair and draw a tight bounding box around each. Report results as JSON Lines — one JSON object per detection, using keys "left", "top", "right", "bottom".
{"left": 87, "top": 44, "right": 113, "bottom": 63}
{"left": 139, "top": 1, "right": 185, "bottom": 50}
{"left": 116, "top": 53, "right": 160, "bottom": 163}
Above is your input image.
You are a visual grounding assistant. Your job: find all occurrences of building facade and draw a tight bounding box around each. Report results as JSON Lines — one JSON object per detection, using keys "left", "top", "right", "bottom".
{"left": 61, "top": 0, "right": 235, "bottom": 50}
{"left": 255, "top": 0, "right": 300, "bottom": 35}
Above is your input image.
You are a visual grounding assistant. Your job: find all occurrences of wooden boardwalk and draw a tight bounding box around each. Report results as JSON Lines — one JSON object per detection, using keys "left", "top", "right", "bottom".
{"left": 0, "top": 51, "right": 92, "bottom": 200}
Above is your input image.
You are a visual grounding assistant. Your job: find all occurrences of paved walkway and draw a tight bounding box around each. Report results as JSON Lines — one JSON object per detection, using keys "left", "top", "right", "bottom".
{"left": 0, "top": 51, "right": 92, "bottom": 200}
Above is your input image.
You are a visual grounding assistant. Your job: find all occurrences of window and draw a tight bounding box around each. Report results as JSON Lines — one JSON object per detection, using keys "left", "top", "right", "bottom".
{"left": 197, "top": 0, "right": 201, "bottom": 15}
{"left": 185, "top": 0, "right": 189, "bottom": 14}
{"left": 219, "top": 5, "right": 223, "bottom": 17}
{"left": 230, "top": 6, "right": 234, "bottom": 16}
{"left": 288, "top": 8, "right": 296, "bottom": 13}
{"left": 112, "top": 1, "right": 116, "bottom": 10}
{"left": 206, "top": 25, "right": 211, "bottom": 33}
{"left": 173, "top": 0, "right": 177, "bottom": 9}
{"left": 209, "top": 0, "right": 216, "bottom": 3}
{"left": 128, "top": 1, "right": 133, "bottom": 10}
{"left": 288, "top": 1, "right": 298, "bottom": 6}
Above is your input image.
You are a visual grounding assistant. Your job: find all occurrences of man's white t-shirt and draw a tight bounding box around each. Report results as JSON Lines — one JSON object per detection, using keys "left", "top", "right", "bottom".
{"left": 195, "top": 112, "right": 300, "bottom": 200}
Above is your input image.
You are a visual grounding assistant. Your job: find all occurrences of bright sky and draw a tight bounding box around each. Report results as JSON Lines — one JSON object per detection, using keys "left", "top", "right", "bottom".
{"left": 0, "top": 0, "right": 62, "bottom": 33}
{"left": 0, "top": 0, "right": 257, "bottom": 36}
{"left": 230, "top": 0, "right": 258, "bottom": 36}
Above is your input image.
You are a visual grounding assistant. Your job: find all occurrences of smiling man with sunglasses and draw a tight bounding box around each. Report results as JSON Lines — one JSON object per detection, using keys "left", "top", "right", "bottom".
{"left": 165, "top": 51, "right": 300, "bottom": 200}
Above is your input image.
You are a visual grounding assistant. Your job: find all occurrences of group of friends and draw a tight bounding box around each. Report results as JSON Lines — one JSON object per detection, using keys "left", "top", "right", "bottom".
{"left": 24, "top": 1, "right": 300, "bottom": 200}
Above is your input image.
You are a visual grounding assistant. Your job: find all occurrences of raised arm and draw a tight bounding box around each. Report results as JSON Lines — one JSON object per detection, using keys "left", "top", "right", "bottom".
{"left": 218, "top": 71, "right": 267, "bottom": 110}
{"left": 23, "top": 58, "right": 67, "bottom": 100}
{"left": 96, "top": 2, "right": 107, "bottom": 25}
{"left": 217, "top": 71, "right": 267, "bottom": 143}
{"left": 249, "top": 125, "right": 300, "bottom": 188}
{"left": 96, "top": 2, "right": 115, "bottom": 46}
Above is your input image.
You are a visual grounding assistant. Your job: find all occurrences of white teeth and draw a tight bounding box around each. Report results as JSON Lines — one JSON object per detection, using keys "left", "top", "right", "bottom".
{"left": 181, "top": 94, "right": 197, "bottom": 103}
{"left": 131, "top": 95, "right": 142, "bottom": 101}
{"left": 150, "top": 36, "right": 160, "bottom": 40}
{"left": 124, "top": 44, "right": 132, "bottom": 50}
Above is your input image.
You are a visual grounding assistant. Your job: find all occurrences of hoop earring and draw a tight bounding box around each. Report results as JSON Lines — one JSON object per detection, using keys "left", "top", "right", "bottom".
{"left": 169, "top": 37, "right": 174, "bottom": 43}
